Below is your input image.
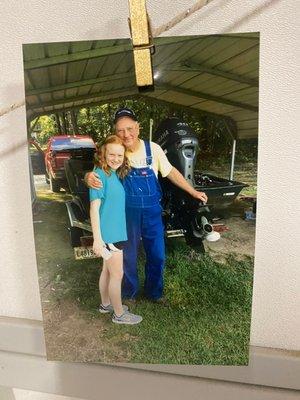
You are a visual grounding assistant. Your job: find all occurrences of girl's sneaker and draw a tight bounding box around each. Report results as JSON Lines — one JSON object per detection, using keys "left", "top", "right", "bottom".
{"left": 98, "top": 304, "right": 129, "bottom": 314}
{"left": 112, "top": 312, "right": 142, "bottom": 325}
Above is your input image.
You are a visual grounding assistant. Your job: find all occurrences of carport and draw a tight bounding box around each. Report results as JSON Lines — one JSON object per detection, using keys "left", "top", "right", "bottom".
{"left": 24, "top": 32, "right": 259, "bottom": 196}
{"left": 24, "top": 33, "right": 258, "bottom": 132}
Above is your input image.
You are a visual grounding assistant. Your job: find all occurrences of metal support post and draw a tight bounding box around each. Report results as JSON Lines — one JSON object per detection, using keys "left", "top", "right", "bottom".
{"left": 149, "top": 118, "right": 153, "bottom": 141}
{"left": 229, "top": 139, "right": 236, "bottom": 181}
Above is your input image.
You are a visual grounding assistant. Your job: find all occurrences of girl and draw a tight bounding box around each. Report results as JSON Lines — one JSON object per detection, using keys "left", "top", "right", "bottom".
{"left": 89, "top": 135, "right": 142, "bottom": 325}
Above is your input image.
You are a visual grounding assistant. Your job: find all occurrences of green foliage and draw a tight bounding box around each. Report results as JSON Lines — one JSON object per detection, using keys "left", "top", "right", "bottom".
{"left": 76, "top": 99, "right": 171, "bottom": 144}
{"left": 235, "top": 138, "right": 258, "bottom": 162}
{"left": 77, "top": 105, "right": 113, "bottom": 142}
{"left": 35, "top": 99, "right": 258, "bottom": 163}
{"left": 33, "top": 115, "right": 56, "bottom": 145}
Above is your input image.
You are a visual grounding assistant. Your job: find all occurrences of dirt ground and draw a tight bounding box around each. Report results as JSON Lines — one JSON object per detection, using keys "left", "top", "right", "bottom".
{"left": 33, "top": 174, "right": 255, "bottom": 363}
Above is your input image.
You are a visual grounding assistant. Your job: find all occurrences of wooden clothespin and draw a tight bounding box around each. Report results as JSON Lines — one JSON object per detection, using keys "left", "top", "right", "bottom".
{"left": 128, "top": 0, "right": 155, "bottom": 91}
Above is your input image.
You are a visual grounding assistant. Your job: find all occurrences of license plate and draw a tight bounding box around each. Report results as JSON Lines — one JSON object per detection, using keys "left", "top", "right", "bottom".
{"left": 74, "top": 246, "right": 98, "bottom": 260}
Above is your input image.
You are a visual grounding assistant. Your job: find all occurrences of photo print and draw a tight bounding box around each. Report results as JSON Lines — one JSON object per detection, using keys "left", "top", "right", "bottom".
{"left": 24, "top": 32, "right": 259, "bottom": 364}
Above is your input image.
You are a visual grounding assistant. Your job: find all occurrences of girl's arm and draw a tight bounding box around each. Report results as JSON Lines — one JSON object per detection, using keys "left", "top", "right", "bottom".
{"left": 90, "top": 199, "right": 110, "bottom": 259}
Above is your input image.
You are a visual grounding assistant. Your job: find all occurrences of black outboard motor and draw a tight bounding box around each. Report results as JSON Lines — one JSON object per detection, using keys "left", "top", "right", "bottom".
{"left": 153, "top": 117, "right": 219, "bottom": 251}
{"left": 154, "top": 118, "right": 199, "bottom": 186}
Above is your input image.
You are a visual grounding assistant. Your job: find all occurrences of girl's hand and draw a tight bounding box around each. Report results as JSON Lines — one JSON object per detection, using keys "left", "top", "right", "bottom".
{"left": 93, "top": 239, "right": 104, "bottom": 257}
{"left": 93, "top": 240, "right": 112, "bottom": 260}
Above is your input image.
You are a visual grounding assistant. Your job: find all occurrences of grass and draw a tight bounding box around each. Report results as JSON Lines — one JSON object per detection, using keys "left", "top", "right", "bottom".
{"left": 47, "top": 241, "right": 253, "bottom": 365}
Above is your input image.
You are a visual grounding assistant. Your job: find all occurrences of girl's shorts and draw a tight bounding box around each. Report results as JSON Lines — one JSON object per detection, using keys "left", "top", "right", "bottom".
{"left": 104, "top": 241, "right": 127, "bottom": 251}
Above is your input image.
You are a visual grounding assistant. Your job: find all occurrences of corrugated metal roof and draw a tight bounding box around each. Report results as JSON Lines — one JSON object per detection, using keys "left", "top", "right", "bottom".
{"left": 23, "top": 33, "right": 259, "bottom": 139}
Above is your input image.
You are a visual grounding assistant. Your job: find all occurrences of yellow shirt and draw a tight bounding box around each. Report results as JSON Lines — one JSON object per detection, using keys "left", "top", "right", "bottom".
{"left": 126, "top": 140, "right": 173, "bottom": 177}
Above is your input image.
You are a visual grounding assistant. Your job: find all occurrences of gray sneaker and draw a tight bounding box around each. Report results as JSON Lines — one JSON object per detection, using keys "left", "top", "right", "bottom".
{"left": 98, "top": 304, "right": 129, "bottom": 314}
{"left": 112, "top": 312, "right": 142, "bottom": 325}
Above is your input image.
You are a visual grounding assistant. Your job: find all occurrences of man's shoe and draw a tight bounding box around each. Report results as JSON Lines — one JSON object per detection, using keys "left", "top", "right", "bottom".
{"left": 148, "top": 297, "right": 169, "bottom": 306}
{"left": 98, "top": 304, "right": 129, "bottom": 314}
{"left": 112, "top": 312, "right": 142, "bottom": 325}
{"left": 123, "top": 298, "right": 137, "bottom": 307}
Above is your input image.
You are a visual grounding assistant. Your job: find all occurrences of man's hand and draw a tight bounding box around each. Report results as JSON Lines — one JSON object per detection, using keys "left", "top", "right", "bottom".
{"left": 85, "top": 171, "right": 103, "bottom": 189}
{"left": 191, "top": 189, "right": 208, "bottom": 203}
{"left": 167, "top": 167, "right": 208, "bottom": 203}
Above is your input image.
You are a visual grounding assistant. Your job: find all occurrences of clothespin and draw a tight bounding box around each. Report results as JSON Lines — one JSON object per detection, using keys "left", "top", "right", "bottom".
{"left": 128, "top": 0, "right": 155, "bottom": 92}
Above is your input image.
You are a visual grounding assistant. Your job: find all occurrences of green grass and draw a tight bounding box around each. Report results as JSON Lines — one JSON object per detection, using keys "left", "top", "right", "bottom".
{"left": 49, "top": 241, "right": 253, "bottom": 365}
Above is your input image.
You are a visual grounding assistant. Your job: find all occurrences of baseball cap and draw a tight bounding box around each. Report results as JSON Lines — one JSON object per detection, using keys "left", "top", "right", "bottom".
{"left": 114, "top": 107, "right": 137, "bottom": 124}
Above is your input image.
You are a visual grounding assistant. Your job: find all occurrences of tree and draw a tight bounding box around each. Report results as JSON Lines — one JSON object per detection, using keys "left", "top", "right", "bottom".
{"left": 32, "top": 115, "right": 56, "bottom": 145}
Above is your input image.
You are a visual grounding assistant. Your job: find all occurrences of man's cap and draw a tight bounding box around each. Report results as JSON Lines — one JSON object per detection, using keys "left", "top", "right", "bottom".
{"left": 114, "top": 107, "right": 137, "bottom": 124}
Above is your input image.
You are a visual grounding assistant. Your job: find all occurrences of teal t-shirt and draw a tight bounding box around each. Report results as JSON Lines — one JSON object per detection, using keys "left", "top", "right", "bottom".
{"left": 89, "top": 167, "right": 127, "bottom": 243}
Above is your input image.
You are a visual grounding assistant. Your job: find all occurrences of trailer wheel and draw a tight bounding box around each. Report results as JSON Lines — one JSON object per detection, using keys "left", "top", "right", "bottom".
{"left": 68, "top": 226, "right": 84, "bottom": 247}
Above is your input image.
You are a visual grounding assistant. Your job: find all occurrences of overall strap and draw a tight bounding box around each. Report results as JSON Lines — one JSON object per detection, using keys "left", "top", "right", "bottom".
{"left": 144, "top": 140, "right": 153, "bottom": 166}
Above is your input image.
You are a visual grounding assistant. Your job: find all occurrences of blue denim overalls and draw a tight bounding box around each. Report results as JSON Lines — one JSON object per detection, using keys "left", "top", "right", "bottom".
{"left": 122, "top": 141, "right": 165, "bottom": 300}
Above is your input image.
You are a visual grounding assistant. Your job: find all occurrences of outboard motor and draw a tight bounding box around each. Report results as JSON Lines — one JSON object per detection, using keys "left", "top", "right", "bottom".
{"left": 153, "top": 117, "right": 219, "bottom": 251}
{"left": 153, "top": 117, "right": 199, "bottom": 186}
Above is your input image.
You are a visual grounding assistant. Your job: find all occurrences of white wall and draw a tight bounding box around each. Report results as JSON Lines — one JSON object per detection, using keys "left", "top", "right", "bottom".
{"left": 0, "top": 0, "right": 299, "bottom": 353}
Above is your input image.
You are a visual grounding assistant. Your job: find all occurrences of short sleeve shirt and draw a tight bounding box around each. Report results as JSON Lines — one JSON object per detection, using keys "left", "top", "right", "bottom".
{"left": 89, "top": 168, "right": 127, "bottom": 243}
{"left": 126, "top": 140, "right": 173, "bottom": 177}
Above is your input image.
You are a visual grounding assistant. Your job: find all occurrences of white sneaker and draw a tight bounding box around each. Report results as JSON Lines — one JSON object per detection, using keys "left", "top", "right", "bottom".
{"left": 112, "top": 312, "right": 143, "bottom": 325}
{"left": 98, "top": 304, "right": 129, "bottom": 314}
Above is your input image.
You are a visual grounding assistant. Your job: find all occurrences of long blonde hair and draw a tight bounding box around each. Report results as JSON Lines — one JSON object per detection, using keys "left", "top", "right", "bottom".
{"left": 94, "top": 135, "right": 130, "bottom": 179}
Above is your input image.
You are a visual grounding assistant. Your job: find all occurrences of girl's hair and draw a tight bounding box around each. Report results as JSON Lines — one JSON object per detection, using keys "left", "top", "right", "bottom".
{"left": 94, "top": 135, "right": 130, "bottom": 179}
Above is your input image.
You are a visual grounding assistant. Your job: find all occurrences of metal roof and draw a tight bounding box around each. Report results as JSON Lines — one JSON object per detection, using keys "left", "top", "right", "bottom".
{"left": 23, "top": 33, "right": 259, "bottom": 139}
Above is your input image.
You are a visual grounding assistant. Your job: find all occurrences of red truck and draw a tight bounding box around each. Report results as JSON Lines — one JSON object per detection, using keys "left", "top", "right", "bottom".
{"left": 45, "top": 135, "right": 96, "bottom": 192}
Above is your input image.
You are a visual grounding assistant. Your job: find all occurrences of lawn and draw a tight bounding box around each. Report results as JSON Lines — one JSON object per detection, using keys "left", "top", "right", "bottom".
{"left": 44, "top": 240, "right": 253, "bottom": 364}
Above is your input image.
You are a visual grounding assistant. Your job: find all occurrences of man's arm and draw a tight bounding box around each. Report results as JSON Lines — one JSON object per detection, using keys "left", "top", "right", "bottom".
{"left": 166, "top": 167, "right": 208, "bottom": 203}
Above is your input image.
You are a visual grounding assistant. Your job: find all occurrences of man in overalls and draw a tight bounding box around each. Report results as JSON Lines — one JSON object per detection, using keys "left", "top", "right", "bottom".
{"left": 87, "top": 108, "right": 208, "bottom": 301}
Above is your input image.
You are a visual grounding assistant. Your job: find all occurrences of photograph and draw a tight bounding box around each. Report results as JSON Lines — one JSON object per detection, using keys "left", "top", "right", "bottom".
{"left": 24, "top": 32, "right": 259, "bottom": 364}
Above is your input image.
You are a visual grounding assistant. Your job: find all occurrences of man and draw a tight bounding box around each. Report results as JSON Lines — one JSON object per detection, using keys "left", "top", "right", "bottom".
{"left": 86, "top": 107, "right": 207, "bottom": 301}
